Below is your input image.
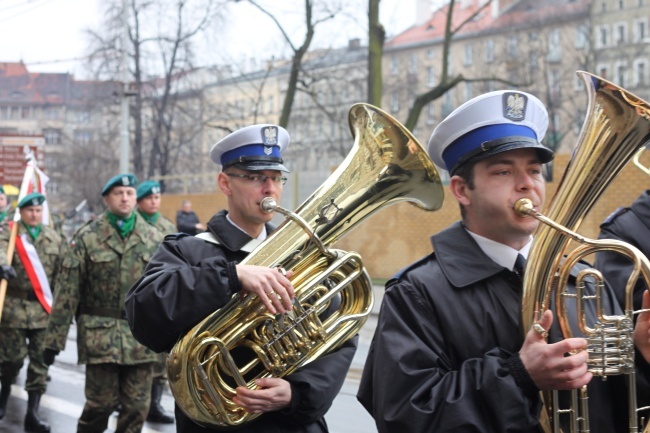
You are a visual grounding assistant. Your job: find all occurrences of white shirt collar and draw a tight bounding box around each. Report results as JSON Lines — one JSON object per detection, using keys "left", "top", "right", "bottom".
{"left": 226, "top": 214, "right": 267, "bottom": 241}
{"left": 465, "top": 228, "right": 532, "bottom": 271}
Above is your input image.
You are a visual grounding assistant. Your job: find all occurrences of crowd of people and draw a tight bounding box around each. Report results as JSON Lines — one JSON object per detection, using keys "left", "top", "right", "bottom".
{"left": 0, "top": 88, "right": 650, "bottom": 433}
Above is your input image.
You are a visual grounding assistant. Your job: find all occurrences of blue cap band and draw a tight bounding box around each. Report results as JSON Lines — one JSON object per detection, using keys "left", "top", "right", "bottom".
{"left": 221, "top": 144, "right": 282, "bottom": 167}
{"left": 442, "top": 124, "right": 537, "bottom": 172}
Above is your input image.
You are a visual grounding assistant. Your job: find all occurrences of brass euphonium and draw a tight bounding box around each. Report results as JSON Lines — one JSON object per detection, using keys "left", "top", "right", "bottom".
{"left": 167, "top": 103, "right": 444, "bottom": 428}
{"left": 514, "top": 71, "right": 650, "bottom": 433}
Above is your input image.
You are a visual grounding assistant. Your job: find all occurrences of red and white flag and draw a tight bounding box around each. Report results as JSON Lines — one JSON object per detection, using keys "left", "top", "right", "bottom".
{"left": 10, "top": 222, "right": 53, "bottom": 313}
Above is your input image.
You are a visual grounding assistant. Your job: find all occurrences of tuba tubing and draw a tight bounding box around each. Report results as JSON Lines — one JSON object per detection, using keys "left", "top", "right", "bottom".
{"left": 167, "top": 103, "right": 444, "bottom": 429}
{"left": 519, "top": 71, "right": 650, "bottom": 432}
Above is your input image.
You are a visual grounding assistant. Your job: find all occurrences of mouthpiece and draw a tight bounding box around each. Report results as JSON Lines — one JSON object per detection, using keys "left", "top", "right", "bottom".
{"left": 514, "top": 198, "right": 534, "bottom": 217}
{"left": 260, "top": 197, "right": 278, "bottom": 213}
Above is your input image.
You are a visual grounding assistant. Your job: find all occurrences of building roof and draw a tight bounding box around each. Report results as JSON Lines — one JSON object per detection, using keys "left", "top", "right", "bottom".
{"left": 0, "top": 61, "right": 119, "bottom": 106}
{"left": 386, "top": 0, "right": 589, "bottom": 50}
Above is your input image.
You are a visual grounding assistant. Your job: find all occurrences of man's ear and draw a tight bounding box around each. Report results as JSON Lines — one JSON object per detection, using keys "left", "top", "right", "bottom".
{"left": 217, "top": 172, "right": 232, "bottom": 196}
{"left": 450, "top": 175, "right": 471, "bottom": 207}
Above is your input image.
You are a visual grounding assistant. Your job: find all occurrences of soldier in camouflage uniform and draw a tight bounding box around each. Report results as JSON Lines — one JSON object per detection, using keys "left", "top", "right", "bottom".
{"left": 135, "top": 180, "right": 175, "bottom": 424}
{"left": 0, "top": 193, "right": 67, "bottom": 433}
{"left": 42, "top": 174, "right": 164, "bottom": 433}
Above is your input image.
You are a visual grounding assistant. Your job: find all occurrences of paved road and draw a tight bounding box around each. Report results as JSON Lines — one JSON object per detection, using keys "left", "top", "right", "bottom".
{"left": 0, "top": 287, "right": 384, "bottom": 433}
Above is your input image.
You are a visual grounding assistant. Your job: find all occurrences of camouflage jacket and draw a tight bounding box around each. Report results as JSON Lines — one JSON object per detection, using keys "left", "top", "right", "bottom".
{"left": 44, "top": 211, "right": 163, "bottom": 365}
{"left": 0, "top": 223, "right": 67, "bottom": 329}
{"left": 152, "top": 214, "right": 177, "bottom": 235}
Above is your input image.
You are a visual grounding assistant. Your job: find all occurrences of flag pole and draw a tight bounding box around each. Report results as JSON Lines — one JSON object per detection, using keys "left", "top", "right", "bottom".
{"left": 0, "top": 149, "right": 38, "bottom": 323}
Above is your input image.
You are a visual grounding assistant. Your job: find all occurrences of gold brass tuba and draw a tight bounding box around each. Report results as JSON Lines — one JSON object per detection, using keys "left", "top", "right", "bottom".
{"left": 167, "top": 103, "right": 444, "bottom": 428}
{"left": 515, "top": 71, "right": 650, "bottom": 432}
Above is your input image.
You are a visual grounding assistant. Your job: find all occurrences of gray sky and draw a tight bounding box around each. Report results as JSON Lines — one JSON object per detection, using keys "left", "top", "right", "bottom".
{"left": 0, "top": 0, "right": 444, "bottom": 78}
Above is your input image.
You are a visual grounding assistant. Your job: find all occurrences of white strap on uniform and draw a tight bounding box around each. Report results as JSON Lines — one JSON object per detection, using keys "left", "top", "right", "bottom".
{"left": 195, "top": 232, "right": 262, "bottom": 253}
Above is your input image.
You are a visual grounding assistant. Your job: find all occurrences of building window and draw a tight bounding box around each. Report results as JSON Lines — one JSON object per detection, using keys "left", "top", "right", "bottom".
{"left": 507, "top": 35, "right": 518, "bottom": 57}
{"left": 408, "top": 53, "right": 418, "bottom": 75}
{"left": 598, "top": 64, "right": 609, "bottom": 79}
{"left": 426, "top": 103, "right": 435, "bottom": 126}
{"left": 390, "top": 91, "right": 400, "bottom": 113}
{"left": 547, "top": 28, "right": 562, "bottom": 62}
{"left": 442, "top": 92, "right": 453, "bottom": 117}
{"left": 464, "top": 82, "right": 473, "bottom": 101}
{"left": 597, "top": 25, "right": 610, "bottom": 48}
{"left": 618, "top": 0, "right": 624, "bottom": 9}
{"left": 427, "top": 67, "right": 436, "bottom": 87}
{"left": 485, "top": 39, "right": 494, "bottom": 63}
{"left": 76, "top": 110, "right": 91, "bottom": 124}
{"left": 463, "top": 44, "right": 473, "bottom": 66}
{"left": 390, "top": 55, "right": 398, "bottom": 75}
{"left": 615, "top": 61, "right": 628, "bottom": 87}
{"left": 574, "top": 110, "right": 586, "bottom": 136}
{"left": 44, "top": 106, "right": 61, "bottom": 120}
{"left": 575, "top": 24, "right": 588, "bottom": 49}
{"left": 74, "top": 130, "right": 93, "bottom": 145}
{"left": 426, "top": 48, "right": 435, "bottom": 59}
{"left": 634, "top": 59, "right": 648, "bottom": 87}
{"left": 549, "top": 69, "right": 561, "bottom": 102}
{"left": 615, "top": 22, "right": 627, "bottom": 45}
{"left": 43, "top": 129, "right": 61, "bottom": 145}
{"left": 529, "top": 51, "right": 539, "bottom": 72}
{"left": 634, "top": 18, "right": 648, "bottom": 42}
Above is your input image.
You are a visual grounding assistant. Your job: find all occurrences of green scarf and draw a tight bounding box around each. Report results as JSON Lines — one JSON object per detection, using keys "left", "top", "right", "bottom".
{"left": 0, "top": 210, "right": 6, "bottom": 223}
{"left": 137, "top": 209, "right": 159, "bottom": 225}
{"left": 107, "top": 211, "right": 136, "bottom": 238}
{"left": 21, "top": 221, "right": 41, "bottom": 241}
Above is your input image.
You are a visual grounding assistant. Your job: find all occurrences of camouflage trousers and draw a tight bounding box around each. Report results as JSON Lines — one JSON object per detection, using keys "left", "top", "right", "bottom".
{"left": 152, "top": 352, "right": 168, "bottom": 385}
{"left": 0, "top": 326, "right": 48, "bottom": 393}
{"left": 78, "top": 362, "right": 153, "bottom": 433}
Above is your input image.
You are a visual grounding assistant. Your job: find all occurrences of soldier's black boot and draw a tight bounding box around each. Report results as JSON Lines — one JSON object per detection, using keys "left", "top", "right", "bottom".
{"left": 146, "top": 382, "right": 174, "bottom": 423}
{"left": 0, "top": 377, "right": 11, "bottom": 419}
{"left": 24, "top": 392, "right": 50, "bottom": 433}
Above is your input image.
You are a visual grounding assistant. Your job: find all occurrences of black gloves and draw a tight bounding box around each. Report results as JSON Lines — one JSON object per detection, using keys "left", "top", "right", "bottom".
{"left": 43, "top": 349, "right": 59, "bottom": 366}
{"left": 0, "top": 265, "right": 16, "bottom": 281}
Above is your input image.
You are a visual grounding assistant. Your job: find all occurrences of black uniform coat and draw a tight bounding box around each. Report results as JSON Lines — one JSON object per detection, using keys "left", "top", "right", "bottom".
{"left": 357, "top": 222, "right": 650, "bottom": 433}
{"left": 126, "top": 210, "right": 357, "bottom": 432}
{"left": 595, "top": 189, "right": 650, "bottom": 312}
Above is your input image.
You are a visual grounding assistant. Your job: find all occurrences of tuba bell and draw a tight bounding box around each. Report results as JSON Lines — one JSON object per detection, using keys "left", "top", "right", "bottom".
{"left": 167, "top": 103, "right": 444, "bottom": 428}
{"left": 515, "top": 71, "right": 650, "bottom": 432}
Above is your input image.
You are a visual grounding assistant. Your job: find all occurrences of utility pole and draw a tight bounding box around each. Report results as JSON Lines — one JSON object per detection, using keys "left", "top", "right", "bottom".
{"left": 119, "top": 0, "right": 130, "bottom": 173}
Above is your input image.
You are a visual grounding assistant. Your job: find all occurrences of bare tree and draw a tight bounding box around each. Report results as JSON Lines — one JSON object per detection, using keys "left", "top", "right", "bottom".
{"left": 367, "top": 0, "right": 384, "bottom": 106}
{"left": 85, "top": 0, "right": 222, "bottom": 181}
{"left": 236, "top": 0, "right": 341, "bottom": 127}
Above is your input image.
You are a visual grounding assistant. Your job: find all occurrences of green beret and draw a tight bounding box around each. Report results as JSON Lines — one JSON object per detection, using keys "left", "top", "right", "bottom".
{"left": 0, "top": 185, "right": 4, "bottom": 195}
{"left": 137, "top": 180, "right": 161, "bottom": 201}
{"left": 18, "top": 192, "right": 45, "bottom": 209}
{"left": 101, "top": 173, "right": 138, "bottom": 196}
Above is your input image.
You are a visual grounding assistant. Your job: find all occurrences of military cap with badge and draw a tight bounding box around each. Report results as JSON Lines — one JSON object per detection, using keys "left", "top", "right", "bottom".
{"left": 18, "top": 192, "right": 46, "bottom": 209}
{"left": 210, "top": 124, "right": 290, "bottom": 172}
{"left": 137, "top": 180, "right": 162, "bottom": 201}
{"left": 101, "top": 173, "right": 138, "bottom": 196}
{"left": 427, "top": 90, "right": 554, "bottom": 174}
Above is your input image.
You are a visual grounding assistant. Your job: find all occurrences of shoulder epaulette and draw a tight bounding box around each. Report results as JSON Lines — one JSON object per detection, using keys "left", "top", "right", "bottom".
{"left": 164, "top": 232, "right": 189, "bottom": 241}
{"left": 600, "top": 207, "right": 629, "bottom": 227}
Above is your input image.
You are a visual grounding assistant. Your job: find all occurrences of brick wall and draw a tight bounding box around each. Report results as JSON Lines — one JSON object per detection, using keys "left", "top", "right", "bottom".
{"left": 159, "top": 152, "right": 650, "bottom": 280}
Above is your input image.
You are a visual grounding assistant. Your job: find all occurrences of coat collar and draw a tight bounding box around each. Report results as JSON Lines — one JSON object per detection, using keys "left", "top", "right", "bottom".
{"left": 206, "top": 209, "right": 275, "bottom": 252}
{"left": 432, "top": 221, "right": 508, "bottom": 288}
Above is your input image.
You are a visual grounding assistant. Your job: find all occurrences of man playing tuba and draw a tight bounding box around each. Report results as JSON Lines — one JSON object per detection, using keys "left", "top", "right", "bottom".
{"left": 357, "top": 90, "right": 650, "bottom": 432}
{"left": 126, "top": 124, "right": 358, "bottom": 432}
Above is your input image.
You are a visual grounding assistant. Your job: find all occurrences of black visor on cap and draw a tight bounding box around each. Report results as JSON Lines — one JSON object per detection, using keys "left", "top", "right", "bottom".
{"left": 226, "top": 157, "right": 290, "bottom": 173}
{"left": 450, "top": 136, "right": 554, "bottom": 175}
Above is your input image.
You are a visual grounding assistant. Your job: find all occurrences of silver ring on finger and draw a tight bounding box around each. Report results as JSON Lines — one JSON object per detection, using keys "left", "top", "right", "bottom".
{"left": 533, "top": 323, "right": 548, "bottom": 339}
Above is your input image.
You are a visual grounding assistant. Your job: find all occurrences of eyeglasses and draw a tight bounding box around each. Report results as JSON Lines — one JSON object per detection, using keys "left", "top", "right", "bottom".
{"left": 226, "top": 173, "right": 287, "bottom": 186}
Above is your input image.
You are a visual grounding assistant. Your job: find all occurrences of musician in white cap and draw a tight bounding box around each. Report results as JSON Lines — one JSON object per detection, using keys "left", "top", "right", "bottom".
{"left": 357, "top": 91, "right": 650, "bottom": 433}
{"left": 126, "top": 124, "right": 358, "bottom": 433}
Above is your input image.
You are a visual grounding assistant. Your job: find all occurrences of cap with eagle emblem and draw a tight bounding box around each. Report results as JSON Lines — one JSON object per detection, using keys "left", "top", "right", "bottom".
{"left": 210, "top": 124, "right": 290, "bottom": 172}
{"left": 427, "top": 90, "right": 554, "bottom": 175}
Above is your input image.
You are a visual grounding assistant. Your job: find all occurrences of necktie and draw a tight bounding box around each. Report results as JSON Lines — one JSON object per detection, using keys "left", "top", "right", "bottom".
{"left": 514, "top": 254, "right": 526, "bottom": 277}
